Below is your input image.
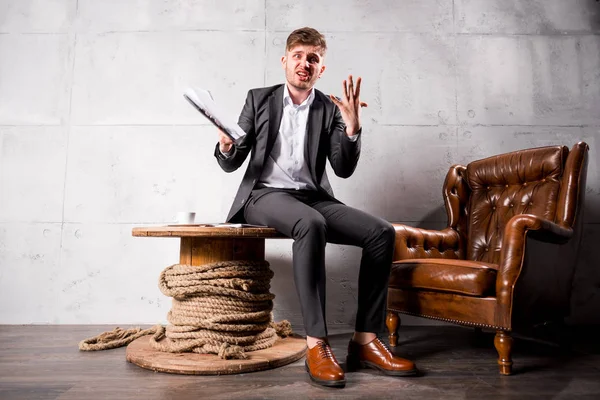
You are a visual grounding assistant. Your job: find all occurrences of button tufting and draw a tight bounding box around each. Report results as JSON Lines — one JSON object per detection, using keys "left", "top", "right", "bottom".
{"left": 509, "top": 203, "right": 514, "bottom": 207}
{"left": 492, "top": 206, "right": 496, "bottom": 210}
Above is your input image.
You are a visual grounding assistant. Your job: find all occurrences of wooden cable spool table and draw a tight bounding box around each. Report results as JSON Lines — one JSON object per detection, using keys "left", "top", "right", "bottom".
{"left": 127, "top": 224, "right": 307, "bottom": 375}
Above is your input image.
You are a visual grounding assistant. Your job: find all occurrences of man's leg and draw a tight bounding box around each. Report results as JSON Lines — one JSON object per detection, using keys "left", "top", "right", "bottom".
{"left": 310, "top": 200, "right": 395, "bottom": 335}
{"left": 244, "top": 189, "right": 347, "bottom": 387}
{"left": 310, "top": 199, "right": 418, "bottom": 376}
{"left": 244, "top": 189, "right": 330, "bottom": 339}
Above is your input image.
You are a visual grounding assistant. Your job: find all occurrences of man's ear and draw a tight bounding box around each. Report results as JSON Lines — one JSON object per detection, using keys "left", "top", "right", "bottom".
{"left": 318, "top": 64, "right": 326, "bottom": 78}
{"left": 281, "top": 55, "right": 287, "bottom": 69}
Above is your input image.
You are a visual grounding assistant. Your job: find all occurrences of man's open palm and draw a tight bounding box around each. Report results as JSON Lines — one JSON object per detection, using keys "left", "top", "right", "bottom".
{"left": 329, "top": 75, "right": 367, "bottom": 137}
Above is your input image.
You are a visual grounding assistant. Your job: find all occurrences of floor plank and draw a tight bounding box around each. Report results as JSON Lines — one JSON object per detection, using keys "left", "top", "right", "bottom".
{"left": 1, "top": 325, "right": 599, "bottom": 399}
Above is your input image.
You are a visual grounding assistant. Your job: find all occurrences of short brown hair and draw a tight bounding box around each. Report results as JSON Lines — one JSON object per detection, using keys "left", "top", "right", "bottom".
{"left": 286, "top": 27, "right": 327, "bottom": 56}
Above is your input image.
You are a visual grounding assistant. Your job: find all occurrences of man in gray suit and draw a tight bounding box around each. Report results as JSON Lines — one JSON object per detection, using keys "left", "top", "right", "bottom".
{"left": 215, "top": 27, "right": 417, "bottom": 387}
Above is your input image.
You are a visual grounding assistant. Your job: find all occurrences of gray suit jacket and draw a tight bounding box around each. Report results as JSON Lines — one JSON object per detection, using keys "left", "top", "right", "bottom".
{"left": 214, "top": 84, "right": 362, "bottom": 222}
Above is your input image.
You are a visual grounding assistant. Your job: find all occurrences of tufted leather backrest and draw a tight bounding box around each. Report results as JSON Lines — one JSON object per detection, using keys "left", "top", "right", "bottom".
{"left": 442, "top": 165, "right": 471, "bottom": 259}
{"left": 464, "top": 146, "right": 568, "bottom": 263}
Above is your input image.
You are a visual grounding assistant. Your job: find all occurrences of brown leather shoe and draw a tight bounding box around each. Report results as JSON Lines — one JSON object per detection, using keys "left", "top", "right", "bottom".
{"left": 305, "top": 341, "right": 346, "bottom": 388}
{"left": 346, "top": 337, "right": 418, "bottom": 376}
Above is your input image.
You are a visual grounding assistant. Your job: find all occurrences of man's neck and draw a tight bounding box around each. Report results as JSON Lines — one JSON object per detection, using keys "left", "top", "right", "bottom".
{"left": 286, "top": 84, "right": 313, "bottom": 105}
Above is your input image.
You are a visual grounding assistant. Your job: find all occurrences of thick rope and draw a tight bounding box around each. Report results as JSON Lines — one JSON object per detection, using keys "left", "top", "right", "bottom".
{"left": 79, "top": 260, "right": 292, "bottom": 359}
{"left": 79, "top": 326, "right": 158, "bottom": 351}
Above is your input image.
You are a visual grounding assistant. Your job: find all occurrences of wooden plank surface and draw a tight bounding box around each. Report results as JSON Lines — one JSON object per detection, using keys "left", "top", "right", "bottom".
{"left": 132, "top": 225, "right": 285, "bottom": 238}
{"left": 2, "top": 325, "right": 599, "bottom": 400}
{"left": 186, "top": 237, "right": 266, "bottom": 265}
{"left": 179, "top": 237, "right": 193, "bottom": 264}
{"left": 125, "top": 335, "right": 307, "bottom": 375}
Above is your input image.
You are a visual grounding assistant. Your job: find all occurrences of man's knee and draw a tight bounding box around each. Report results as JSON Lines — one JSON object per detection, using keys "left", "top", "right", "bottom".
{"left": 381, "top": 222, "right": 395, "bottom": 245}
{"left": 368, "top": 220, "right": 396, "bottom": 249}
{"left": 292, "top": 214, "right": 327, "bottom": 240}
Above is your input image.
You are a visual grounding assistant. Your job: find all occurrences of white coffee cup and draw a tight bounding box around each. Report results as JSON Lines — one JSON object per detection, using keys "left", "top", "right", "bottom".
{"left": 175, "top": 211, "right": 196, "bottom": 225}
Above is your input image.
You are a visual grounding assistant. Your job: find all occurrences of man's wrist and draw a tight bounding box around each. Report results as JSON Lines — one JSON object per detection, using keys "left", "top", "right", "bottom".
{"left": 345, "top": 127, "right": 361, "bottom": 142}
{"left": 345, "top": 125, "right": 361, "bottom": 137}
{"left": 219, "top": 145, "right": 234, "bottom": 158}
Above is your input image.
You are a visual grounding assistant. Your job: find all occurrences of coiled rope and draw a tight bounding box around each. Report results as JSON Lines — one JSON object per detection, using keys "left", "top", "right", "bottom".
{"left": 79, "top": 260, "right": 292, "bottom": 359}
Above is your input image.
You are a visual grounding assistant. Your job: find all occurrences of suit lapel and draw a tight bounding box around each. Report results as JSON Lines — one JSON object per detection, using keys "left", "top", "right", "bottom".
{"left": 306, "top": 94, "right": 324, "bottom": 177}
{"left": 264, "top": 86, "right": 284, "bottom": 164}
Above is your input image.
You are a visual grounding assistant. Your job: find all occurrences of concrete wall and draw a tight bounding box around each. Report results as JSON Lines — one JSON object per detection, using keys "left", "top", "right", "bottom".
{"left": 0, "top": 0, "right": 598, "bottom": 328}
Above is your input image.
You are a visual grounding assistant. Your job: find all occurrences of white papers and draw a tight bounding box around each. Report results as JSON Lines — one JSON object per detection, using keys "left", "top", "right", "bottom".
{"left": 166, "top": 223, "right": 268, "bottom": 228}
{"left": 183, "top": 87, "right": 246, "bottom": 141}
{"left": 205, "top": 223, "right": 268, "bottom": 228}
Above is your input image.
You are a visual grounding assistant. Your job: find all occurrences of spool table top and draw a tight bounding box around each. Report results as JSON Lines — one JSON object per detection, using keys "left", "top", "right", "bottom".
{"left": 132, "top": 224, "right": 285, "bottom": 238}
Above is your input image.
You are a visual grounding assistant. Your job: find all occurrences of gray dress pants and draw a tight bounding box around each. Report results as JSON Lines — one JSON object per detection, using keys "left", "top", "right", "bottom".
{"left": 244, "top": 188, "right": 395, "bottom": 338}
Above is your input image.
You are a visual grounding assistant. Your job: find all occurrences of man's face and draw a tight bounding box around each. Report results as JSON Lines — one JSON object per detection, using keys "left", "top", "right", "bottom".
{"left": 281, "top": 44, "right": 326, "bottom": 91}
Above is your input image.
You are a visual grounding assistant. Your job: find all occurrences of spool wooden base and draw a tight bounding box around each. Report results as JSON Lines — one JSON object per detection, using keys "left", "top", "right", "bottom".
{"left": 126, "top": 335, "right": 307, "bottom": 375}
{"left": 129, "top": 227, "right": 298, "bottom": 375}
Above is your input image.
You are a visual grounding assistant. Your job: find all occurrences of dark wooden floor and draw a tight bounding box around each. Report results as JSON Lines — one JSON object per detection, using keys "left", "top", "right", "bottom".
{"left": 1, "top": 325, "right": 599, "bottom": 400}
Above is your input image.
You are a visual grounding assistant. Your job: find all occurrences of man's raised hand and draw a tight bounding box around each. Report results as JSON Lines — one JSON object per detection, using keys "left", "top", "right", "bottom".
{"left": 329, "top": 75, "right": 368, "bottom": 137}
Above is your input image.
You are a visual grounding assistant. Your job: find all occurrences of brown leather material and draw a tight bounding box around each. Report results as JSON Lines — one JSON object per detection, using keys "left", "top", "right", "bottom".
{"left": 388, "top": 288, "right": 498, "bottom": 328}
{"left": 393, "top": 225, "right": 463, "bottom": 261}
{"left": 305, "top": 341, "right": 345, "bottom": 387}
{"left": 386, "top": 142, "right": 589, "bottom": 375}
{"left": 556, "top": 142, "right": 589, "bottom": 227}
{"left": 346, "top": 337, "right": 417, "bottom": 376}
{"left": 495, "top": 213, "right": 574, "bottom": 327}
{"left": 443, "top": 164, "right": 470, "bottom": 254}
{"left": 388, "top": 143, "right": 588, "bottom": 329}
{"left": 465, "top": 146, "right": 566, "bottom": 264}
{"left": 390, "top": 259, "right": 498, "bottom": 297}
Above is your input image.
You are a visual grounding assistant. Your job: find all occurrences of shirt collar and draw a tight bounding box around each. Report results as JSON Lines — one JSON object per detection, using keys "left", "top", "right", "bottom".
{"left": 283, "top": 84, "right": 315, "bottom": 108}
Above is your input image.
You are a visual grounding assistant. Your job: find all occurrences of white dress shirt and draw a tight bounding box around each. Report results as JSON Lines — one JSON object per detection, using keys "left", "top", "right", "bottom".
{"left": 258, "top": 85, "right": 316, "bottom": 190}
{"left": 220, "top": 84, "right": 359, "bottom": 190}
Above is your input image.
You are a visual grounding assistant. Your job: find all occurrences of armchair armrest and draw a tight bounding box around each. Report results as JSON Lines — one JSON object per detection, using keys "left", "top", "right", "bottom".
{"left": 392, "top": 224, "right": 463, "bottom": 261}
{"left": 495, "top": 214, "right": 573, "bottom": 326}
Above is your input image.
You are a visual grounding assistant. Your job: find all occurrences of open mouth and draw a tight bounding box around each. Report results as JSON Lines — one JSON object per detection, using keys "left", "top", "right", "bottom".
{"left": 296, "top": 71, "right": 310, "bottom": 81}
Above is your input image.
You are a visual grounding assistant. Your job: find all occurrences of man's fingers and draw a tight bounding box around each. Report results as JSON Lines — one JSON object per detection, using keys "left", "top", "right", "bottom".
{"left": 360, "top": 101, "right": 368, "bottom": 108}
{"left": 342, "top": 80, "right": 349, "bottom": 101}
{"left": 329, "top": 94, "right": 343, "bottom": 107}
{"left": 354, "top": 76, "right": 362, "bottom": 99}
{"left": 218, "top": 129, "right": 233, "bottom": 144}
{"left": 347, "top": 75, "right": 354, "bottom": 99}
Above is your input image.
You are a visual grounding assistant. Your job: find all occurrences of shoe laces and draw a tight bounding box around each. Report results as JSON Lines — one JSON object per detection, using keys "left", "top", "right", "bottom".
{"left": 315, "top": 341, "right": 334, "bottom": 359}
{"left": 373, "top": 337, "right": 393, "bottom": 354}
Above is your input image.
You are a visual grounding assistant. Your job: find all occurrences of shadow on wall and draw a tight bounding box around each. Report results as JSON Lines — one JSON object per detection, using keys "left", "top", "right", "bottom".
{"left": 415, "top": 206, "right": 448, "bottom": 231}
{"left": 583, "top": 135, "right": 600, "bottom": 223}
{"left": 584, "top": 191, "right": 599, "bottom": 225}
{"left": 589, "top": 1, "right": 600, "bottom": 30}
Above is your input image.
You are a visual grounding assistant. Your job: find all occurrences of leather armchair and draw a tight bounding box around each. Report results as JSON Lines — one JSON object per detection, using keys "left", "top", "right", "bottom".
{"left": 386, "top": 142, "right": 589, "bottom": 375}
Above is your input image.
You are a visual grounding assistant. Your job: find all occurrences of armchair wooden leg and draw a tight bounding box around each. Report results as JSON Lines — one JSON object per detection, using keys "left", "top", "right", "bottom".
{"left": 494, "top": 330, "right": 513, "bottom": 375}
{"left": 386, "top": 311, "right": 400, "bottom": 347}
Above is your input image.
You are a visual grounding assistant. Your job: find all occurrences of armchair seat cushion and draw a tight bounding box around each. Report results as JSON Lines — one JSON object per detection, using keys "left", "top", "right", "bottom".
{"left": 389, "top": 259, "right": 499, "bottom": 297}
